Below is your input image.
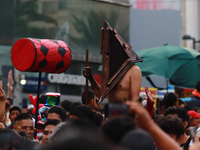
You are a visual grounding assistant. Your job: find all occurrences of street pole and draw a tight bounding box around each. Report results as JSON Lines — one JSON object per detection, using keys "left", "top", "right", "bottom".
{"left": 193, "top": 38, "right": 196, "bottom": 50}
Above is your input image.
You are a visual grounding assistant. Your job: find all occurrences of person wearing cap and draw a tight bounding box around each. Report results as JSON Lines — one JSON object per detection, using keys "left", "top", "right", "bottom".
{"left": 188, "top": 110, "right": 200, "bottom": 127}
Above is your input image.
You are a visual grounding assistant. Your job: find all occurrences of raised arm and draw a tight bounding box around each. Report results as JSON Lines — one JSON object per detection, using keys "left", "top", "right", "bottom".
{"left": 0, "top": 88, "right": 6, "bottom": 121}
{"left": 126, "top": 101, "right": 182, "bottom": 150}
{"left": 145, "top": 86, "right": 154, "bottom": 118}
{"left": 83, "top": 66, "right": 102, "bottom": 98}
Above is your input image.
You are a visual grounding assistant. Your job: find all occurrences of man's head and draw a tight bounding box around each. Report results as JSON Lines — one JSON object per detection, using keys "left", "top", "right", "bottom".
{"left": 187, "top": 110, "right": 200, "bottom": 127}
{"left": 101, "top": 116, "right": 136, "bottom": 144}
{"left": 41, "top": 120, "right": 60, "bottom": 144}
{"left": 120, "top": 129, "right": 155, "bottom": 150}
{"left": 60, "top": 100, "right": 73, "bottom": 113}
{"left": 13, "top": 113, "right": 34, "bottom": 139}
{"left": 163, "top": 93, "right": 178, "bottom": 110}
{"left": 46, "top": 106, "right": 67, "bottom": 122}
{"left": 9, "top": 106, "right": 21, "bottom": 123}
{"left": 22, "top": 105, "right": 28, "bottom": 113}
{"left": 164, "top": 107, "right": 191, "bottom": 130}
{"left": 155, "top": 115, "right": 185, "bottom": 144}
{"left": 69, "top": 105, "right": 95, "bottom": 123}
{"left": 81, "top": 89, "right": 98, "bottom": 110}
{"left": 192, "top": 107, "right": 200, "bottom": 113}
{"left": 5, "top": 98, "right": 13, "bottom": 112}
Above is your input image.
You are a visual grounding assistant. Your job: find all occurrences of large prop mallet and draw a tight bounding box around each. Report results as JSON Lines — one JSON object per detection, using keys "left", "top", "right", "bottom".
{"left": 11, "top": 38, "right": 71, "bottom": 138}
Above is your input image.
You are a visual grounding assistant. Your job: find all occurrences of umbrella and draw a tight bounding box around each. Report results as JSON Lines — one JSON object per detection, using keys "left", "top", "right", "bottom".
{"left": 135, "top": 45, "right": 200, "bottom": 89}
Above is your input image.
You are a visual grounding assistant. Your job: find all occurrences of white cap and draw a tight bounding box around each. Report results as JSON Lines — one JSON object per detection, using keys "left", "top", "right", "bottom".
{"left": 140, "top": 92, "right": 147, "bottom": 100}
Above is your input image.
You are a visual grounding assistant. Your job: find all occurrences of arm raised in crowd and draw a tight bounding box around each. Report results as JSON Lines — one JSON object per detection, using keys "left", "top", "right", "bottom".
{"left": 83, "top": 66, "right": 101, "bottom": 98}
{"left": 0, "top": 88, "right": 6, "bottom": 121}
{"left": 126, "top": 101, "right": 182, "bottom": 150}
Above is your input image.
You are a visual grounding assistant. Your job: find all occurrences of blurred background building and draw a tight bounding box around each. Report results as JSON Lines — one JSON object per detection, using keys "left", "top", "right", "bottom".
{"left": 0, "top": 0, "right": 199, "bottom": 107}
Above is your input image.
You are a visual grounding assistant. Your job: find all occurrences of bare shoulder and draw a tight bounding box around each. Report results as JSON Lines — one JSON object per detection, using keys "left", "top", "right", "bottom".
{"left": 127, "top": 64, "right": 141, "bottom": 74}
{"left": 130, "top": 64, "right": 141, "bottom": 71}
{"left": 125, "top": 64, "right": 141, "bottom": 80}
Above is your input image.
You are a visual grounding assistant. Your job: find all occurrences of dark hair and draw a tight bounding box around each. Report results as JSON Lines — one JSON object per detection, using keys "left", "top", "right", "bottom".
{"left": 70, "top": 105, "right": 95, "bottom": 123}
{"left": 60, "top": 100, "right": 73, "bottom": 112}
{"left": 179, "top": 99, "right": 185, "bottom": 106}
{"left": 101, "top": 116, "right": 136, "bottom": 143}
{"left": 27, "top": 108, "right": 34, "bottom": 115}
{"left": 93, "top": 112, "right": 103, "bottom": 127}
{"left": 22, "top": 105, "right": 27, "bottom": 109}
{"left": 155, "top": 115, "right": 184, "bottom": 139}
{"left": 15, "top": 113, "right": 32, "bottom": 122}
{"left": 192, "top": 107, "right": 200, "bottom": 112}
{"left": 5, "top": 103, "right": 10, "bottom": 109}
{"left": 46, "top": 120, "right": 111, "bottom": 150}
{"left": 6, "top": 98, "right": 13, "bottom": 105}
{"left": 10, "top": 106, "right": 22, "bottom": 114}
{"left": 70, "top": 102, "right": 82, "bottom": 111}
{"left": 49, "top": 119, "right": 98, "bottom": 142}
{"left": 158, "top": 99, "right": 165, "bottom": 107}
{"left": 47, "top": 106, "right": 67, "bottom": 122}
{"left": 43, "top": 120, "right": 60, "bottom": 130}
{"left": 120, "top": 129, "right": 155, "bottom": 150}
{"left": 163, "top": 92, "right": 178, "bottom": 109}
{"left": 39, "top": 95, "right": 46, "bottom": 104}
{"left": 164, "top": 107, "right": 191, "bottom": 129}
{"left": 139, "top": 97, "right": 143, "bottom": 102}
{"left": 196, "top": 80, "right": 200, "bottom": 93}
{"left": 81, "top": 89, "right": 94, "bottom": 104}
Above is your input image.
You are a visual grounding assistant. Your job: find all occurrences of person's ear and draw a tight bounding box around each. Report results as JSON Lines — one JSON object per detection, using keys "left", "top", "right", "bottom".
{"left": 183, "top": 121, "right": 188, "bottom": 129}
{"left": 177, "top": 134, "right": 184, "bottom": 144}
{"left": 89, "top": 99, "right": 94, "bottom": 105}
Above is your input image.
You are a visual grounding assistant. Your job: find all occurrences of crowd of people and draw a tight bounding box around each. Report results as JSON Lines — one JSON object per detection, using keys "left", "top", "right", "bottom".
{"left": 1, "top": 80, "right": 200, "bottom": 150}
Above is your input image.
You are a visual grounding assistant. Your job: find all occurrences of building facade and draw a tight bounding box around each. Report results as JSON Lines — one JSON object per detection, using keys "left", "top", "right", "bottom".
{"left": 0, "top": 0, "right": 199, "bottom": 106}
{"left": 0, "top": 0, "right": 130, "bottom": 106}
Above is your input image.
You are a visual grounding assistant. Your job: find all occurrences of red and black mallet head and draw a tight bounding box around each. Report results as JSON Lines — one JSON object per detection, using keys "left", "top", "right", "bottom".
{"left": 11, "top": 38, "right": 71, "bottom": 73}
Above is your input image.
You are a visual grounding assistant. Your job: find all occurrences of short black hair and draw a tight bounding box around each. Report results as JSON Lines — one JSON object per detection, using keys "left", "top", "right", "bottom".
{"left": 15, "top": 113, "right": 32, "bottom": 123}
{"left": 163, "top": 92, "right": 178, "bottom": 109}
{"left": 43, "top": 120, "right": 60, "bottom": 130}
{"left": 22, "top": 105, "right": 27, "bottom": 109}
{"left": 120, "top": 129, "right": 155, "bottom": 150}
{"left": 39, "top": 95, "right": 46, "bottom": 104}
{"left": 60, "top": 100, "right": 73, "bottom": 112}
{"left": 10, "top": 106, "right": 22, "bottom": 114}
{"left": 101, "top": 116, "right": 136, "bottom": 143}
{"left": 70, "top": 105, "right": 95, "bottom": 123}
{"left": 81, "top": 89, "right": 95, "bottom": 104}
{"left": 196, "top": 81, "right": 200, "bottom": 93}
{"left": 164, "top": 107, "right": 191, "bottom": 129}
{"left": 192, "top": 107, "right": 200, "bottom": 112}
{"left": 47, "top": 106, "right": 67, "bottom": 122}
{"left": 6, "top": 98, "right": 13, "bottom": 105}
{"left": 155, "top": 115, "right": 185, "bottom": 139}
